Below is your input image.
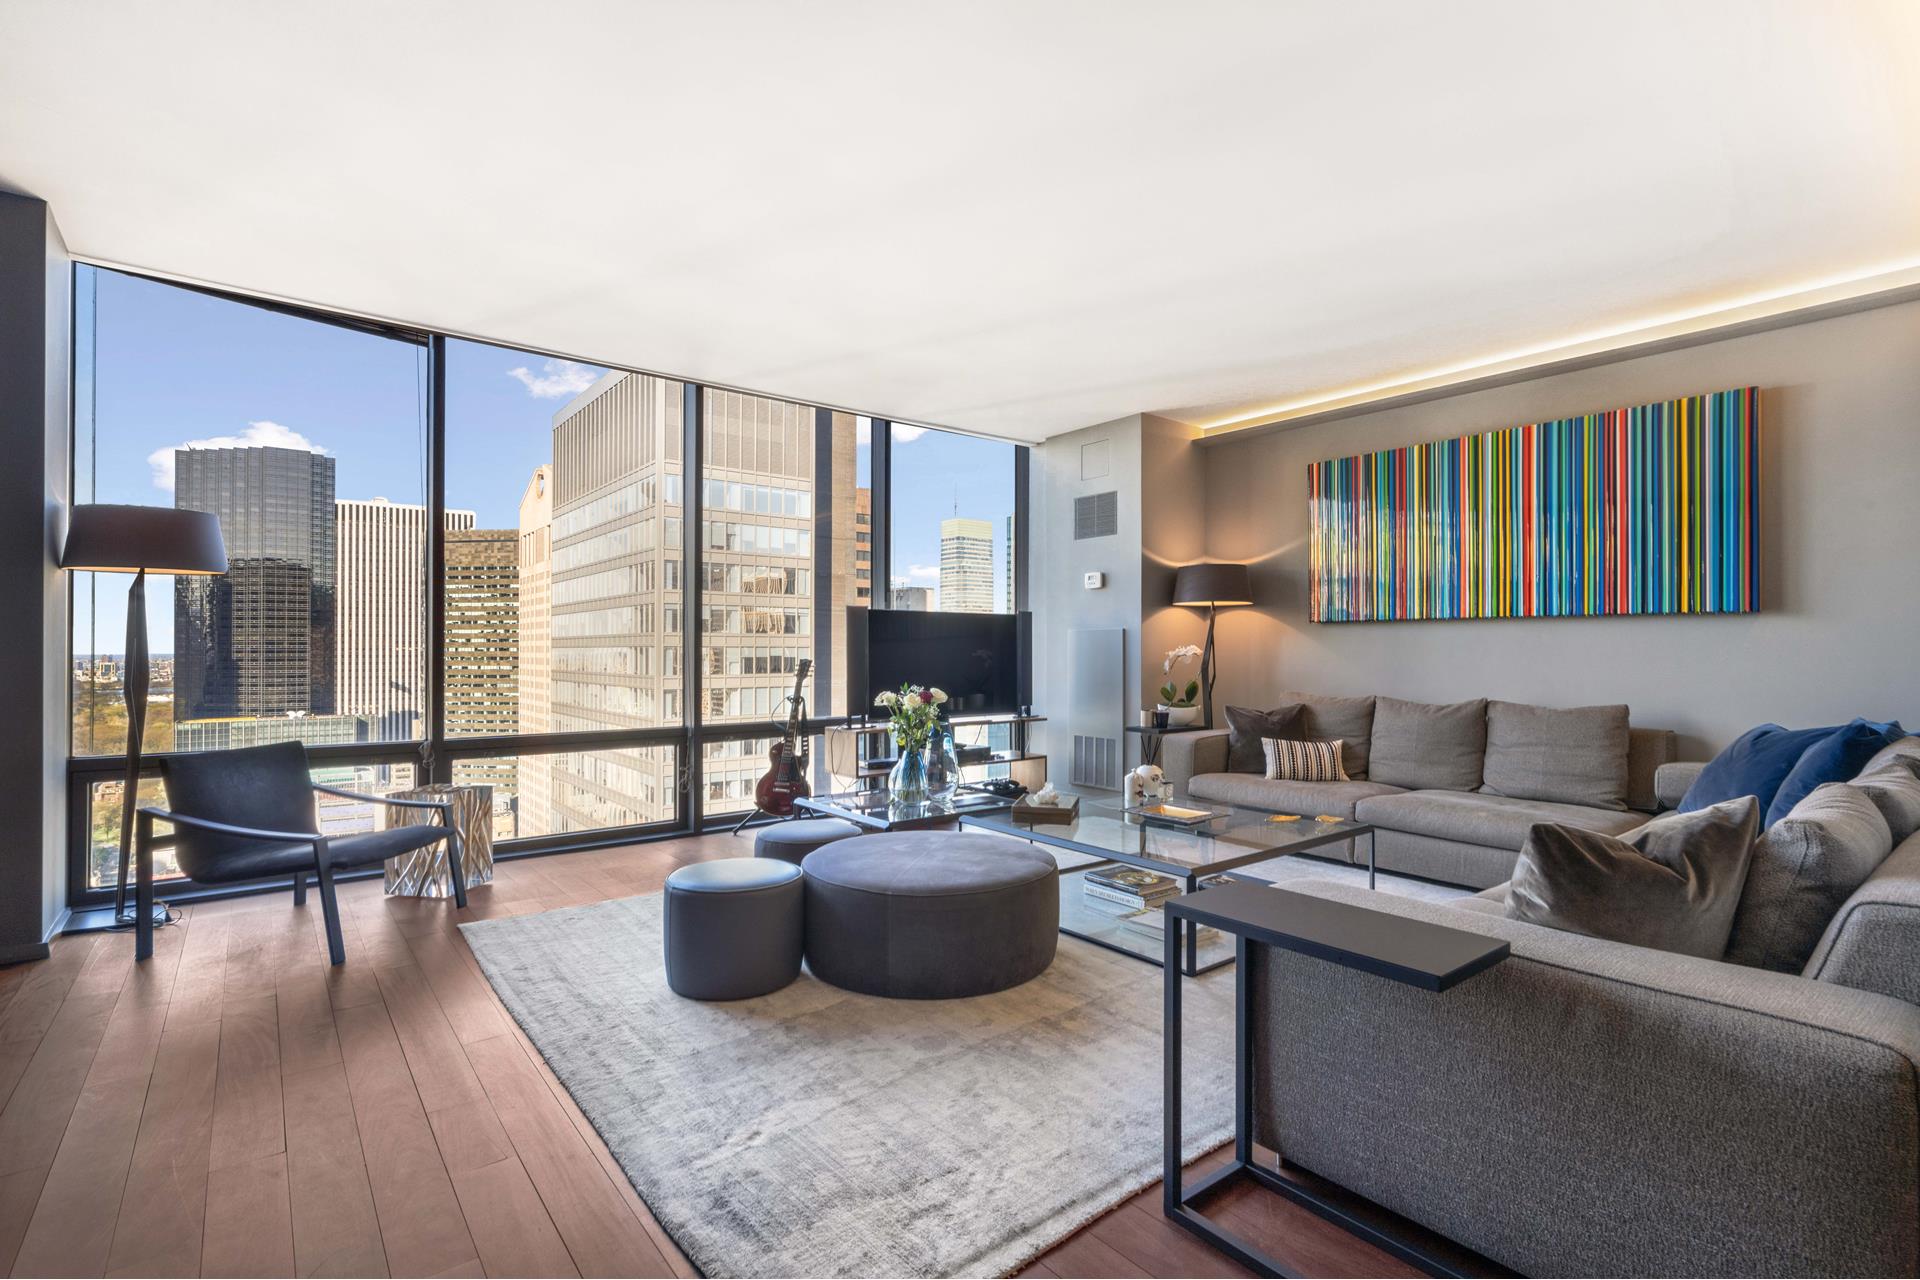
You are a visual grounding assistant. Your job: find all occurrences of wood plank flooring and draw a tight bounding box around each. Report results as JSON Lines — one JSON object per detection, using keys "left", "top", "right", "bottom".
{"left": 0, "top": 835, "right": 1413, "bottom": 1278}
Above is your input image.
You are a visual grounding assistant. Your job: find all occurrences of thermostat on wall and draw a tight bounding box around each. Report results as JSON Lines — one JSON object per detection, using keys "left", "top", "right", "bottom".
{"left": 1084, "top": 571, "right": 1105, "bottom": 590}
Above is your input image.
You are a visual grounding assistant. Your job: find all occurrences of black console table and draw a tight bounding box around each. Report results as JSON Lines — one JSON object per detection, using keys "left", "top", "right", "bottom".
{"left": 1162, "top": 882, "right": 1510, "bottom": 1278}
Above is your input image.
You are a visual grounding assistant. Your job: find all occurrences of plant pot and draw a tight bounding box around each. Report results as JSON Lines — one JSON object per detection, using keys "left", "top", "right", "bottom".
{"left": 1158, "top": 704, "right": 1201, "bottom": 728}
{"left": 1151, "top": 709, "right": 1171, "bottom": 729}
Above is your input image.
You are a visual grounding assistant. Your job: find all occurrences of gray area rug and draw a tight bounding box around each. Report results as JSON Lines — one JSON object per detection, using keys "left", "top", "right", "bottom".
{"left": 462, "top": 893, "right": 1238, "bottom": 1278}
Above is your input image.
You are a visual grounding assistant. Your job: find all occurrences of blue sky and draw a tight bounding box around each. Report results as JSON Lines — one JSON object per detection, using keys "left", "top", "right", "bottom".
{"left": 72, "top": 267, "right": 1015, "bottom": 658}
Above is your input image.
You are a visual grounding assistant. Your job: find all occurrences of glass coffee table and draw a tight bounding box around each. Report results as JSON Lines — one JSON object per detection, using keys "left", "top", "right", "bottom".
{"left": 961, "top": 793, "right": 1376, "bottom": 976}
{"left": 794, "top": 787, "right": 1019, "bottom": 832}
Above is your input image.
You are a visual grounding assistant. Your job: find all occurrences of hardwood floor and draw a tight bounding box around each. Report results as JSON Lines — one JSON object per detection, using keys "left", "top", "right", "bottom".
{"left": 0, "top": 835, "right": 1413, "bottom": 1278}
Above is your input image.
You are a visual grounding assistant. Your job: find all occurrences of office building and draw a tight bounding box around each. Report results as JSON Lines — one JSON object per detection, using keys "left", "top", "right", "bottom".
{"left": 938, "top": 516, "right": 993, "bottom": 613}
{"left": 335, "top": 497, "right": 476, "bottom": 739}
{"left": 515, "top": 465, "right": 554, "bottom": 839}
{"left": 172, "top": 443, "right": 337, "bottom": 723}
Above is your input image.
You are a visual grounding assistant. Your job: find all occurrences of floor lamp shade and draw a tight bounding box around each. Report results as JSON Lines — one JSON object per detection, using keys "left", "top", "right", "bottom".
{"left": 1172, "top": 561, "right": 1252, "bottom": 608}
{"left": 60, "top": 504, "right": 227, "bottom": 937}
{"left": 60, "top": 504, "right": 228, "bottom": 575}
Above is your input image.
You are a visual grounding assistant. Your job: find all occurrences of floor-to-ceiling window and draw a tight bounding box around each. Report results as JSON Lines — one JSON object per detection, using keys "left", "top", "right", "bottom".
{"left": 886, "top": 425, "right": 1018, "bottom": 614}
{"left": 65, "top": 267, "right": 1027, "bottom": 910}
{"left": 70, "top": 266, "right": 427, "bottom": 891}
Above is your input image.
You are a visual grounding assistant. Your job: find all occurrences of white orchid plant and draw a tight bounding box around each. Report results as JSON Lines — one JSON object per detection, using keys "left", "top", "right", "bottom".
{"left": 1159, "top": 644, "right": 1204, "bottom": 708}
{"left": 875, "top": 683, "right": 948, "bottom": 751}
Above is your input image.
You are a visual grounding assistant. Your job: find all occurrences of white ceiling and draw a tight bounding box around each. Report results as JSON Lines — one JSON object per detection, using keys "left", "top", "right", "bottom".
{"left": 4, "top": 0, "right": 1918, "bottom": 444}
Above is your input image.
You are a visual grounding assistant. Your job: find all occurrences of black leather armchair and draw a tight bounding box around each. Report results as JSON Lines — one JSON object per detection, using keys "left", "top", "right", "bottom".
{"left": 132, "top": 740, "right": 465, "bottom": 964}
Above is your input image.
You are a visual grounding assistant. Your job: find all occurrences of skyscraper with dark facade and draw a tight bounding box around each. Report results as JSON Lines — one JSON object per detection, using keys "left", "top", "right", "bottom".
{"left": 174, "top": 444, "right": 338, "bottom": 721}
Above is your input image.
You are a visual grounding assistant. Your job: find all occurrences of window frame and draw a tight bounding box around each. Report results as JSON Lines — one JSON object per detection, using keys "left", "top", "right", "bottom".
{"left": 63, "top": 266, "right": 1028, "bottom": 915}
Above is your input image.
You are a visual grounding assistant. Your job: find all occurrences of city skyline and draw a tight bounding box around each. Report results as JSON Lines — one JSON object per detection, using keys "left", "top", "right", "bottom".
{"left": 72, "top": 268, "right": 1015, "bottom": 659}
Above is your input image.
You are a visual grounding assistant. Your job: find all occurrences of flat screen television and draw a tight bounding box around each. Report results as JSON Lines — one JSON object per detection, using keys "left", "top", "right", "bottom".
{"left": 851, "top": 608, "right": 1030, "bottom": 717}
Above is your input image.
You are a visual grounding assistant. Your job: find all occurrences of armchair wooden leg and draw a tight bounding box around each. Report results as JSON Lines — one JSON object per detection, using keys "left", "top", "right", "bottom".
{"left": 291, "top": 871, "right": 306, "bottom": 906}
{"left": 447, "top": 826, "right": 468, "bottom": 910}
{"left": 313, "top": 854, "right": 346, "bottom": 966}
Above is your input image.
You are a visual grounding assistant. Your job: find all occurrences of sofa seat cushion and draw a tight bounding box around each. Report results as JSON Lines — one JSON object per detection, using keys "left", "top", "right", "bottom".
{"left": 1188, "top": 773, "right": 1403, "bottom": 819}
{"left": 1355, "top": 790, "right": 1644, "bottom": 852}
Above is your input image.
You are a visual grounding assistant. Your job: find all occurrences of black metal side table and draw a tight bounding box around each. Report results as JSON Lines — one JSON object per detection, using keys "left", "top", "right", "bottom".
{"left": 1126, "top": 722, "right": 1212, "bottom": 768}
{"left": 1162, "top": 882, "right": 1510, "bottom": 1278}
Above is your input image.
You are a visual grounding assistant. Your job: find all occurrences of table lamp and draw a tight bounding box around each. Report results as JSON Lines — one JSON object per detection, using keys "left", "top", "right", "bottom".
{"left": 1171, "top": 562, "right": 1252, "bottom": 730}
{"left": 61, "top": 505, "right": 227, "bottom": 925}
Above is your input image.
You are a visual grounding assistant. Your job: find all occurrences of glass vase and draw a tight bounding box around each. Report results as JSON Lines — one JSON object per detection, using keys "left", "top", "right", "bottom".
{"left": 925, "top": 727, "right": 962, "bottom": 802}
{"left": 888, "top": 742, "right": 929, "bottom": 805}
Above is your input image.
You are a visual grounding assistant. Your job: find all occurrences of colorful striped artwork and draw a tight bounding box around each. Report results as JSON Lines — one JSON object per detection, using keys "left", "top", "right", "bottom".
{"left": 1307, "top": 387, "right": 1760, "bottom": 623}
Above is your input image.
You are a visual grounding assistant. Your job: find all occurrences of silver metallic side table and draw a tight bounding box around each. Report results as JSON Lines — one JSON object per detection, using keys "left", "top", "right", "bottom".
{"left": 384, "top": 784, "right": 496, "bottom": 898}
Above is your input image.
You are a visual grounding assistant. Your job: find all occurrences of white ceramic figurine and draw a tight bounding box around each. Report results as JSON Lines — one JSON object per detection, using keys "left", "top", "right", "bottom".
{"left": 1126, "top": 763, "right": 1171, "bottom": 807}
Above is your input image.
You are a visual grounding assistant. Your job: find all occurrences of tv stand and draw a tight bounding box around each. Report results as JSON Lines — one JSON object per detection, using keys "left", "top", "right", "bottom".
{"left": 824, "top": 713, "right": 1047, "bottom": 793}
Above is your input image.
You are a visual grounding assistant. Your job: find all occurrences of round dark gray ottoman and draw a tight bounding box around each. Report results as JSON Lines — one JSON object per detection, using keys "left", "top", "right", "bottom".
{"left": 802, "top": 832, "right": 1059, "bottom": 999}
{"left": 754, "top": 817, "right": 863, "bottom": 865}
{"left": 664, "top": 858, "right": 804, "bottom": 1000}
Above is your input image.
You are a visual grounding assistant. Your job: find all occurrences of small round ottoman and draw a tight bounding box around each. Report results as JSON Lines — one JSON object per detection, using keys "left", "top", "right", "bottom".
{"left": 664, "top": 858, "right": 803, "bottom": 1000}
{"left": 802, "top": 832, "right": 1058, "bottom": 999}
{"left": 754, "top": 817, "right": 863, "bottom": 865}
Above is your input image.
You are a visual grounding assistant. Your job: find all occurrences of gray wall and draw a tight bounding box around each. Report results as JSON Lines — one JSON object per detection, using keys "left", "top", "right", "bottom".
{"left": 1201, "top": 296, "right": 1920, "bottom": 759}
{"left": 1032, "top": 417, "right": 1144, "bottom": 772}
{"left": 0, "top": 192, "right": 71, "bottom": 961}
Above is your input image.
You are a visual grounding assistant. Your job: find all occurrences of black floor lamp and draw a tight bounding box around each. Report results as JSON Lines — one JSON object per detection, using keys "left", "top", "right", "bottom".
{"left": 61, "top": 504, "right": 227, "bottom": 926}
{"left": 1171, "top": 562, "right": 1252, "bottom": 731}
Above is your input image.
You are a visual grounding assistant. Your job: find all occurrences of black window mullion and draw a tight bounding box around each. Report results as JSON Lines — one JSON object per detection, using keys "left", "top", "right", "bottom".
{"left": 425, "top": 334, "right": 449, "bottom": 784}
{"left": 1014, "top": 445, "right": 1031, "bottom": 613}
{"left": 871, "top": 420, "right": 892, "bottom": 609}
{"left": 681, "top": 382, "right": 705, "bottom": 831}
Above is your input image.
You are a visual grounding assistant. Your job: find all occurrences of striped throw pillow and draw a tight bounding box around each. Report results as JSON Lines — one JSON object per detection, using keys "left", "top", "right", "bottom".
{"left": 1263, "top": 738, "right": 1349, "bottom": 782}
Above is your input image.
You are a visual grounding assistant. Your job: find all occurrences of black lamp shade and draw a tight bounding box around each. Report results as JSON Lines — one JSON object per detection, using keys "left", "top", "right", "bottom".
{"left": 60, "top": 504, "right": 227, "bottom": 575}
{"left": 1172, "top": 561, "right": 1252, "bottom": 607}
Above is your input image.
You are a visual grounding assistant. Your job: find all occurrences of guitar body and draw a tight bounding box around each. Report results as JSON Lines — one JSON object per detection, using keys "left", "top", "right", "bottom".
{"left": 751, "top": 659, "right": 813, "bottom": 818}
{"left": 755, "top": 741, "right": 811, "bottom": 816}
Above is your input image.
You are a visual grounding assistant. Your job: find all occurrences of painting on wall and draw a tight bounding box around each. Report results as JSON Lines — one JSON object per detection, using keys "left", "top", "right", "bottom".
{"left": 1307, "top": 386, "right": 1760, "bottom": 623}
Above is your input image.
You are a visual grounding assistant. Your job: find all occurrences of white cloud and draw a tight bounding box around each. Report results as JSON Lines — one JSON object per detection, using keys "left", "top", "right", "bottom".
{"left": 902, "top": 563, "right": 940, "bottom": 586}
{"left": 147, "top": 420, "right": 327, "bottom": 492}
{"left": 856, "top": 420, "right": 928, "bottom": 446}
{"left": 506, "top": 359, "right": 601, "bottom": 399}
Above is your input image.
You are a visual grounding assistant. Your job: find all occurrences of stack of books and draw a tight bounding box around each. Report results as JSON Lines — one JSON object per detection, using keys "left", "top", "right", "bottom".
{"left": 1081, "top": 866, "right": 1180, "bottom": 913}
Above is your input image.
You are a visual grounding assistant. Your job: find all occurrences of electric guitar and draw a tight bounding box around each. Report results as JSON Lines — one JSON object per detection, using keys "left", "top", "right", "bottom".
{"left": 753, "top": 658, "right": 812, "bottom": 817}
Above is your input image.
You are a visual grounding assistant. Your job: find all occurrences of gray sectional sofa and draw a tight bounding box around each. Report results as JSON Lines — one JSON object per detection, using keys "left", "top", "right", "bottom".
{"left": 1160, "top": 692, "right": 1678, "bottom": 888}
{"left": 1249, "top": 733, "right": 1920, "bottom": 1277}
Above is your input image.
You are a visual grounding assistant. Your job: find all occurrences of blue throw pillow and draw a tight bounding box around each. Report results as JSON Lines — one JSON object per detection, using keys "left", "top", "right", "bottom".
{"left": 1765, "top": 719, "right": 1907, "bottom": 826}
{"left": 1679, "top": 723, "right": 1836, "bottom": 815}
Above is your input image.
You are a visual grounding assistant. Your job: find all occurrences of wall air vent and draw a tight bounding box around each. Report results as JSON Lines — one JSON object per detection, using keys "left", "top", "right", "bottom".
{"left": 1074, "top": 491, "right": 1118, "bottom": 540}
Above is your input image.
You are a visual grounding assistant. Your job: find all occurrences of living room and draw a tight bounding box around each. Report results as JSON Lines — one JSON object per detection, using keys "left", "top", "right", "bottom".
{"left": 3, "top": 3, "right": 1920, "bottom": 1278}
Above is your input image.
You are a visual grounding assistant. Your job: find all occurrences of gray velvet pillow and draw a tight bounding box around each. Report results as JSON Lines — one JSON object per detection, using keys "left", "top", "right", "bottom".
{"left": 1854, "top": 757, "right": 1920, "bottom": 846}
{"left": 1223, "top": 704, "right": 1302, "bottom": 775}
{"left": 1505, "top": 796, "right": 1760, "bottom": 959}
{"left": 1368, "top": 697, "right": 1488, "bottom": 792}
{"left": 1724, "top": 782, "right": 1895, "bottom": 972}
{"left": 1481, "top": 700, "right": 1630, "bottom": 810}
{"left": 1276, "top": 691, "right": 1376, "bottom": 779}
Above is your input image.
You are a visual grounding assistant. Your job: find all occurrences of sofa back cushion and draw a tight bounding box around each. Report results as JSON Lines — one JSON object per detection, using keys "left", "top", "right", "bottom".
{"left": 1853, "top": 757, "right": 1920, "bottom": 846}
{"left": 1803, "top": 830, "right": 1920, "bottom": 1005}
{"left": 1862, "top": 734, "right": 1920, "bottom": 776}
{"left": 1505, "top": 796, "right": 1760, "bottom": 959}
{"left": 1222, "top": 704, "right": 1302, "bottom": 775}
{"left": 1726, "top": 782, "right": 1894, "bottom": 972}
{"left": 1276, "top": 692, "right": 1375, "bottom": 779}
{"left": 1480, "top": 701, "right": 1630, "bottom": 810}
{"left": 1368, "top": 697, "right": 1487, "bottom": 791}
